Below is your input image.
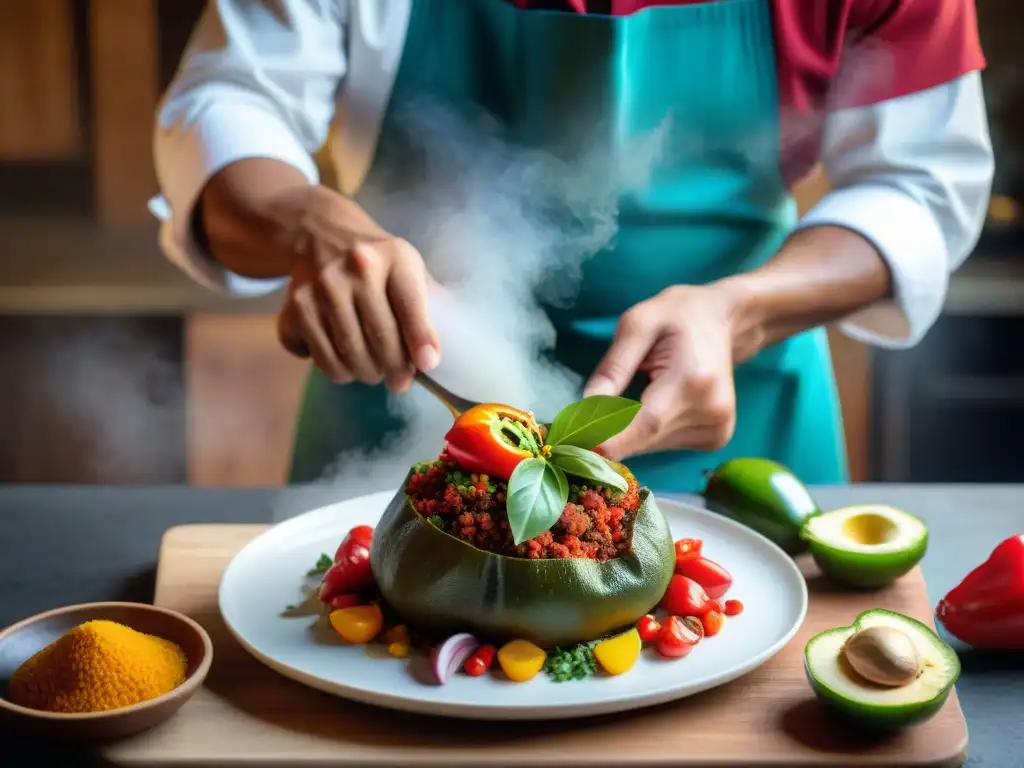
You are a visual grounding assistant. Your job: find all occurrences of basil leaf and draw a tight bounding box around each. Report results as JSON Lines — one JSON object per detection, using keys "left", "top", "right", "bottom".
{"left": 506, "top": 458, "right": 569, "bottom": 545}
{"left": 545, "top": 395, "right": 642, "bottom": 449}
{"left": 549, "top": 444, "right": 628, "bottom": 493}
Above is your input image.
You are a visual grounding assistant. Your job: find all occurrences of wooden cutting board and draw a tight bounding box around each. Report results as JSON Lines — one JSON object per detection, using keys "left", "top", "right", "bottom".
{"left": 101, "top": 524, "right": 968, "bottom": 767}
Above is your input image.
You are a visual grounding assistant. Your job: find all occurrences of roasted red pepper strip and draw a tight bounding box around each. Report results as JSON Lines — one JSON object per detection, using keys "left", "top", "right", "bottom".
{"left": 936, "top": 534, "right": 1024, "bottom": 650}
{"left": 443, "top": 403, "right": 542, "bottom": 481}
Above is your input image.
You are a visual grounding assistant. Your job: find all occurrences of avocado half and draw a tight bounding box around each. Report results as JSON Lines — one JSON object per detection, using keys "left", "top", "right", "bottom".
{"left": 369, "top": 474, "right": 676, "bottom": 649}
{"left": 802, "top": 505, "right": 928, "bottom": 589}
{"left": 804, "top": 609, "right": 960, "bottom": 731}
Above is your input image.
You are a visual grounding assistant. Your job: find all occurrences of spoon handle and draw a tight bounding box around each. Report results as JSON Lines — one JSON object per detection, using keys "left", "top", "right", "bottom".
{"left": 413, "top": 371, "right": 481, "bottom": 419}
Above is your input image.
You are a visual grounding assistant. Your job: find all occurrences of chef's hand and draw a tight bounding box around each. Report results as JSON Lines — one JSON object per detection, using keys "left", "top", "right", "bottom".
{"left": 583, "top": 284, "right": 749, "bottom": 461}
{"left": 276, "top": 186, "right": 441, "bottom": 393}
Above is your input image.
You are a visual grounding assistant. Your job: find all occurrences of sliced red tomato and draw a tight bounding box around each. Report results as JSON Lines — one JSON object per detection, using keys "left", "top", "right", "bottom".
{"left": 674, "top": 538, "right": 703, "bottom": 569}
{"left": 335, "top": 525, "right": 374, "bottom": 562}
{"left": 682, "top": 615, "right": 705, "bottom": 642}
{"left": 655, "top": 616, "right": 701, "bottom": 659}
{"left": 660, "top": 574, "right": 715, "bottom": 617}
{"left": 636, "top": 614, "right": 662, "bottom": 643}
{"left": 675, "top": 556, "right": 732, "bottom": 599}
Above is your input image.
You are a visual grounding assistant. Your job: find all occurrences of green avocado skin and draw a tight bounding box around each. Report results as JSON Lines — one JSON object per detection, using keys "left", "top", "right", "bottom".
{"left": 701, "top": 458, "right": 821, "bottom": 556}
{"left": 808, "top": 531, "right": 928, "bottom": 589}
{"left": 803, "top": 655, "right": 954, "bottom": 731}
{"left": 803, "top": 610, "right": 961, "bottom": 731}
{"left": 369, "top": 482, "right": 676, "bottom": 649}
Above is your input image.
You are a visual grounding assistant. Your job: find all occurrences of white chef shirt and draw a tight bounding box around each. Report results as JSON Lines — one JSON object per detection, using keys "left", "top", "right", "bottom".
{"left": 150, "top": 0, "right": 995, "bottom": 350}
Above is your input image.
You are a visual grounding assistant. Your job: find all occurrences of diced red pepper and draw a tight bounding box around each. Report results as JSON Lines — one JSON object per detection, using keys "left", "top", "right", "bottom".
{"left": 326, "top": 593, "right": 364, "bottom": 610}
{"left": 674, "top": 538, "right": 703, "bottom": 568}
{"left": 335, "top": 525, "right": 373, "bottom": 562}
{"left": 319, "top": 526, "right": 374, "bottom": 603}
{"left": 724, "top": 599, "right": 744, "bottom": 616}
{"left": 936, "top": 534, "right": 1024, "bottom": 650}
{"left": 675, "top": 556, "right": 733, "bottom": 599}
{"left": 464, "top": 644, "right": 497, "bottom": 676}
{"left": 660, "top": 574, "right": 716, "bottom": 617}
{"left": 443, "top": 403, "right": 543, "bottom": 481}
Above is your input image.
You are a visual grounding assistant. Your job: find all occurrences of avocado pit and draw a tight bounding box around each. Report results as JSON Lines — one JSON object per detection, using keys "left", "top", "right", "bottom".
{"left": 842, "top": 625, "right": 921, "bottom": 687}
{"left": 803, "top": 609, "right": 961, "bottom": 731}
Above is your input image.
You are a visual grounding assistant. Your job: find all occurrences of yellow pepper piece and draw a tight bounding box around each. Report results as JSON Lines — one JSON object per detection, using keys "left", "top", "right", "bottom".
{"left": 329, "top": 604, "right": 384, "bottom": 644}
{"left": 387, "top": 640, "right": 411, "bottom": 658}
{"left": 382, "top": 625, "right": 409, "bottom": 644}
{"left": 497, "top": 639, "right": 546, "bottom": 682}
{"left": 593, "top": 628, "right": 642, "bottom": 676}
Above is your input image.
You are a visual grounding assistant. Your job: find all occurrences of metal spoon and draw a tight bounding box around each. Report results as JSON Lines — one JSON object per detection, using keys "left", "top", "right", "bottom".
{"left": 413, "top": 371, "right": 481, "bottom": 419}
{"left": 414, "top": 371, "right": 550, "bottom": 435}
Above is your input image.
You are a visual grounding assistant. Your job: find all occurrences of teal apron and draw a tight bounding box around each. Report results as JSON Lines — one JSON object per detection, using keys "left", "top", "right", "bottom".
{"left": 289, "top": 0, "right": 849, "bottom": 491}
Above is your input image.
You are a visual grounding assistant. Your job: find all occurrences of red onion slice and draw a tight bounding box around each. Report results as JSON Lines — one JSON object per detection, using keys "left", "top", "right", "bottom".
{"left": 430, "top": 633, "right": 480, "bottom": 684}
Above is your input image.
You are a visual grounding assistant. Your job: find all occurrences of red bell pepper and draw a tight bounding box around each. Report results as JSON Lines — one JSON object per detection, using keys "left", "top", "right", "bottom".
{"left": 443, "top": 403, "right": 542, "bottom": 481}
{"left": 935, "top": 533, "right": 1024, "bottom": 650}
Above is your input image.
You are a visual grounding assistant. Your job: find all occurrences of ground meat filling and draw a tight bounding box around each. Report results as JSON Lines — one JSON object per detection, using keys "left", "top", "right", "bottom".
{"left": 406, "top": 451, "right": 642, "bottom": 561}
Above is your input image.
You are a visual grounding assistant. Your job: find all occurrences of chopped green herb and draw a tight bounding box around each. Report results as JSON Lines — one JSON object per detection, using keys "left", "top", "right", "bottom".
{"left": 427, "top": 515, "right": 446, "bottom": 530}
{"left": 543, "top": 642, "right": 598, "bottom": 682}
{"left": 307, "top": 552, "right": 332, "bottom": 576}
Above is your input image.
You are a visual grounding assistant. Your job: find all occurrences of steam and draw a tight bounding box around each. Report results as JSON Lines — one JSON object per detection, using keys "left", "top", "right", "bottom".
{"left": 277, "top": 97, "right": 669, "bottom": 516}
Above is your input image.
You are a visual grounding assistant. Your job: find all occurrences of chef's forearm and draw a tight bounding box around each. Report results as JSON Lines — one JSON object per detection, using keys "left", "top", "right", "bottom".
{"left": 197, "top": 158, "right": 316, "bottom": 279}
{"left": 717, "top": 225, "right": 893, "bottom": 361}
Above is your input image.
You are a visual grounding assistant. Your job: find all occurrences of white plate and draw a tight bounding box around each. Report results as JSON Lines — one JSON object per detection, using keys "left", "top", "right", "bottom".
{"left": 219, "top": 491, "right": 808, "bottom": 720}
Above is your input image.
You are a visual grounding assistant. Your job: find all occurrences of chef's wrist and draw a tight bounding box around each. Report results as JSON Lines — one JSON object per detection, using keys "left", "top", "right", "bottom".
{"left": 710, "top": 224, "right": 893, "bottom": 361}
{"left": 705, "top": 276, "right": 771, "bottom": 364}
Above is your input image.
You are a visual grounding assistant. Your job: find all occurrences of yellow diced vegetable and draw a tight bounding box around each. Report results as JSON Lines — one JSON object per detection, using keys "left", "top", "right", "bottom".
{"left": 593, "top": 628, "right": 642, "bottom": 676}
{"left": 497, "top": 639, "right": 546, "bottom": 682}
{"left": 329, "top": 604, "right": 384, "bottom": 644}
{"left": 387, "top": 640, "right": 411, "bottom": 658}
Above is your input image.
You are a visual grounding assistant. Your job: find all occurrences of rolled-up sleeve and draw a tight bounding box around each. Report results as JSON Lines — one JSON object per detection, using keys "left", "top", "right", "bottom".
{"left": 151, "top": 0, "right": 347, "bottom": 296}
{"left": 798, "top": 72, "right": 994, "bottom": 348}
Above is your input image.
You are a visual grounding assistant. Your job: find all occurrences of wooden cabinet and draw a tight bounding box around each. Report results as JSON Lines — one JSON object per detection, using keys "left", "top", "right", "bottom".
{"left": 0, "top": 0, "right": 81, "bottom": 161}
{"left": 185, "top": 315, "right": 309, "bottom": 486}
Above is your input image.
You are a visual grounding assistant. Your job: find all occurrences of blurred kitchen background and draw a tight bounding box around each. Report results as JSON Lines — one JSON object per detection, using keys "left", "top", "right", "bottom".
{"left": 0, "top": 0, "right": 1022, "bottom": 487}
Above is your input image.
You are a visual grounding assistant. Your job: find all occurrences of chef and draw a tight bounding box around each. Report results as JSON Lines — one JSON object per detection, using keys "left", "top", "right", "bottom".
{"left": 151, "top": 0, "right": 993, "bottom": 491}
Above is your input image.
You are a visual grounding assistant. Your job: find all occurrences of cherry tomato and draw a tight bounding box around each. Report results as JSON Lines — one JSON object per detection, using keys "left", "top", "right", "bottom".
{"left": 675, "top": 556, "right": 733, "bottom": 599}
{"left": 326, "top": 593, "right": 363, "bottom": 610}
{"left": 637, "top": 614, "right": 662, "bottom": 643}
{"left": 660, "top": 574, "right": 715, "bottom": 617}
{"left": 674, "top": 538, "right": 703, "bottom": 568}
{"left": 319, "top": 540, "right": 373, "bottom": 602}
{"left": 335, "top": 525, "right": 374, "bottom": 562}
{"left": 464, "top": 644, "right": 497, "bottom": 677}
{"left": 724, "top": 599, "right": 744, "bottom": 616}
{"left": 655, "top": 616, "right": 701, "bottom": 659}
{"left": 702, "top": 610, "right": 726, "bottom": 637}
{"left": 682, "top": 615, "right": 705, "bottom": 642}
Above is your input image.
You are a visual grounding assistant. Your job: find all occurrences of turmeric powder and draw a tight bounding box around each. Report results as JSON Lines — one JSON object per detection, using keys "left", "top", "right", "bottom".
{"left": 8, "top": 619, "right": 188, "bottom": 714}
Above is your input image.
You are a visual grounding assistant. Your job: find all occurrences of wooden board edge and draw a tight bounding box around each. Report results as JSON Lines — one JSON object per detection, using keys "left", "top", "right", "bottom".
{"left": 154, "top": 523, "right": 269, "bottom": 603}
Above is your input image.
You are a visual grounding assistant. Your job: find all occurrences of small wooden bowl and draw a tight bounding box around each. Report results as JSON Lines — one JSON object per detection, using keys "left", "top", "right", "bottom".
{"left": 0, "top": 601, "right": 212, "bottom": 741}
